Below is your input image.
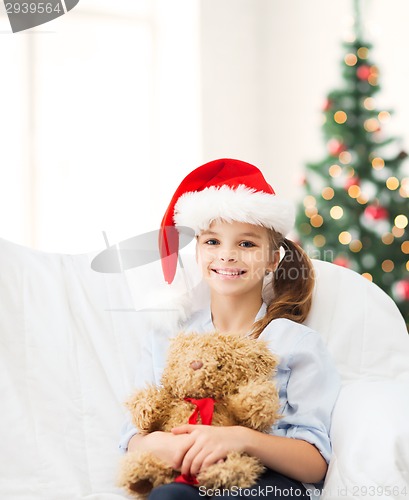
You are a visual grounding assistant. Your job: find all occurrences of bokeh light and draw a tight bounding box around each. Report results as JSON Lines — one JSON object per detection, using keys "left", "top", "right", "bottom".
{"left": 345, "top": 53, "right": 358, "bottom": 66}
{"left": 339, "top": 231, "right": 352, "bottom": 244}
{"left": 395, "top": 215, "right": 408, "bottom": 229}
{"left": 349, "top": 239, "right": 363, "bottom": 252}
{"left": 401, "top": 241, "right": 409, "bottom": 254}
{"left": 386, "top": 177, "right": 399, "bottom": 190}
{"left": 364, "top": 118, "right": 379, "bottom": 132}
{"left": 334, "top": 111, "right": 347, "bottom": 124}
{"left": 339, "top": 151, "right": 352, "bottom": 164}
{"left": 330, "top": 206, "right": 344, "bottom": 219}
{"left": 322, "top": 187, "right": 335, "bottom": 200}
{"left": 371, "top": 157, "right": 385, "bottom": 170}
{"left": 357, "top": 47, "right": 369, "bottom": 59}
{"left": 381, "top": 260, "right": 394, "bottom": 272}
{"left": 378, "top": 111, "right": 390, "bottom": 123}
{"left": 329, "top": 164, "right": 342, "bottom": 177}
{"left": 381, "top": 233, "right": 394, "bottom": 245}
{"left": 313, "top": 235, "right": 326, "bottom": 247}
{"left": 310, "top": 214, "right": 324, "bottom": 227}
{"left": 393, "top": 226, "right": 405, "bottom": 238}
{"left": 348, "top": 185, "right": 361, "bottom": 198}
{"left": 363, "top": 97, "right": 375, "bottom": 110}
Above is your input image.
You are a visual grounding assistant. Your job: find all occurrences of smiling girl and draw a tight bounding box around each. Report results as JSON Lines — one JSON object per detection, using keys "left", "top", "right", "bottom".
{"left": 119, "top": 159, "right": 341, "bottom": 499}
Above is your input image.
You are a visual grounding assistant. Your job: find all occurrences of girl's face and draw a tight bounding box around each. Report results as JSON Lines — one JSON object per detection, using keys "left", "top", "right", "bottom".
{"left": 196, "top": 220, "right": 278, "bottom": 299}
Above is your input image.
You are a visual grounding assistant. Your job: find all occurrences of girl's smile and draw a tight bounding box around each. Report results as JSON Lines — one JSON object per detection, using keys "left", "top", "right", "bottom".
{"left": 211, "top": 267, "right": 247, "bottom": 278}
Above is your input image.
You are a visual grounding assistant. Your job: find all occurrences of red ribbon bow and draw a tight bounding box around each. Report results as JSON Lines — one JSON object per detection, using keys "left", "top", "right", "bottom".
{"left": 184, "top": 397, "right": 215, "bottom": 425}
{"left": 174, "top": 397, "right": 216, "bottom": 486}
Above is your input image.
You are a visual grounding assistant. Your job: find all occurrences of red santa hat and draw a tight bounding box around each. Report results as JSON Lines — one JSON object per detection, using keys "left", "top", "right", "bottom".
{"left": 159, "top": 158, "right": 295, "bottom": 284}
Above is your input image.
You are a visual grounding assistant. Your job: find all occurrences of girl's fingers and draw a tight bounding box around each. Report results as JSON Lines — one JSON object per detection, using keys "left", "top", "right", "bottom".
{"left": 171, "top": 424, "right": 194, "bottom": 434}
{"left": 188, "top": 449, "right": 209, "bottom": 476}
{"left": 183, "top": 448, "right": 226, "bottom": 476}
{"left": 200, "top": 452, "right": 226, "bottom": 473}
{"left": 172, "top": 426, "right": 229, "bottom": 475}
{"left": 180, "top": 443, "right": 201, "bottom": 476}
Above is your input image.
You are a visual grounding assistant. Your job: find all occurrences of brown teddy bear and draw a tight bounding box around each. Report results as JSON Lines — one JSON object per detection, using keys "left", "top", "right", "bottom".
{"left": 118, "top": 331, "right": 281, "bottom": 497}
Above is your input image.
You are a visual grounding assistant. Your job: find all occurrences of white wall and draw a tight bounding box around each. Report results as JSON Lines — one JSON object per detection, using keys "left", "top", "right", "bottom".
{"left": 200, "top": 0, "right": 269, "bottom": 167}
{"left": 200, "top": 0, "right": 409, "bottom": 203}
{"left": 0, "top": 0, "right": 202, "bottom": 253}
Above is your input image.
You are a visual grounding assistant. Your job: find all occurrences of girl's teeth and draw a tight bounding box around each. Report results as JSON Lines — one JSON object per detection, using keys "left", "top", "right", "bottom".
{"left": 216, "top": 270, "right": 241, "bottom": 275}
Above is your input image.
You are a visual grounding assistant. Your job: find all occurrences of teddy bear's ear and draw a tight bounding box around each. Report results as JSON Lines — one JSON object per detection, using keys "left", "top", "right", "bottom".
{"left": 236, "top": 338, "right": 279, "bottom": 377}
{"left": 169, "top": 330, "right": 195, "bottom": 346}
{"left": 167, "top": 331, "right": 201, "bottom": 357}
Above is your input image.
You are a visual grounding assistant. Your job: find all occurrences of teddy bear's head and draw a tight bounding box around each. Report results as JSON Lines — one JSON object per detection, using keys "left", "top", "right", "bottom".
{"left": 160, "top": 331, "right": 278, "bottom": 399}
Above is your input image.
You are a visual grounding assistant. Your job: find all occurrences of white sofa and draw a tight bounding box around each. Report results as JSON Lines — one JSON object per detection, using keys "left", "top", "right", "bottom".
{"left": 1, "top": 236, "right": 408, "bottom": 500}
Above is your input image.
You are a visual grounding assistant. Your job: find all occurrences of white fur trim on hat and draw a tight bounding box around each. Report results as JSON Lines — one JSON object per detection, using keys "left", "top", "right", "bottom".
{"left": 173, "top": 185, "right": 295, "bottom": 236}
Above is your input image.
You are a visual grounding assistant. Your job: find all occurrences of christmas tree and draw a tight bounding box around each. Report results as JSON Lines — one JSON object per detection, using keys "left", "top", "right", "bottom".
{"left": 295, "top": 1, "right": 409, "bottom": 329}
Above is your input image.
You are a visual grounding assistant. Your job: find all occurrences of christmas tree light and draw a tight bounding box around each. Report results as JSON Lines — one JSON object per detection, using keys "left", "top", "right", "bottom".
{"left": 295, "top": 0, "right": 409, "bottom": 329}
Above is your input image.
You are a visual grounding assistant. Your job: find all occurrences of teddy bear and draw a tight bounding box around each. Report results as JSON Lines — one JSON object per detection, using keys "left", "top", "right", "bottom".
{"left": 118, "top": 331, "right": 281, "bottom": 497}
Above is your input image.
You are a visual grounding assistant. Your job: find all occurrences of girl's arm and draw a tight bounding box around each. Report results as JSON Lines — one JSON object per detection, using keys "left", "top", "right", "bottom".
{"left": 240, "top": 427, "right": 327, "bottom": 483}
{"left": 171, "top": 424, "right": 327, "bottom": 484}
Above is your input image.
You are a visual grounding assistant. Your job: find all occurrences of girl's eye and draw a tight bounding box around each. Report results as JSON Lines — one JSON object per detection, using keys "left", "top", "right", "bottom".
{"left": 239, "top": 241, "right": 256, "bottom": 248}
{"left": 205, "top": 239, "right": 219, "bottom": 245}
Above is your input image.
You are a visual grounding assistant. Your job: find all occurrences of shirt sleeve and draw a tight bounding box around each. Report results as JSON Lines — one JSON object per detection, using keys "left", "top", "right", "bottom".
{"left": 272, "top": 331, "right": 341, "bottom": 464}
{"left": 118, "top": 329, "right": 156, "bottom": 454}
{"left": 118, "top": 417, "right": 139, "bottom": 454}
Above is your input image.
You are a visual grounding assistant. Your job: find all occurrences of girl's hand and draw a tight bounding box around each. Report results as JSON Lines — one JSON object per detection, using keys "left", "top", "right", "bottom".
{"left": 130, "top": 431, "right": 196, "bottom": 471}
{"left": 171, "top": 425, "right": 249, "bottom": 477}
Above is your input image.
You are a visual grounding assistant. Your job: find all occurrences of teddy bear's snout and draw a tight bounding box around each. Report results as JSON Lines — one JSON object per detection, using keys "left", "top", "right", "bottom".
{"left": 190, "top": 360, "right": 203, "bottom": 370}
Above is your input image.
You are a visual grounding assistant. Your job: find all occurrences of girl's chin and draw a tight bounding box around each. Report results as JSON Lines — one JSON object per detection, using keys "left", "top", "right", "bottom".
{"left": 203, "top": 272, "right": 265, "bottom": 291}
{"left": 205, "top": 274, "right": 247, "bottom": 285}
{"left": 210, "top": 274, "right": 245, "bottom": 281}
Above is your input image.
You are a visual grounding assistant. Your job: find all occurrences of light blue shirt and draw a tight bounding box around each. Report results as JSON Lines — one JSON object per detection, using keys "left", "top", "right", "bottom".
{"left": 119, "top": 303, "right": 341, "bottom": 494}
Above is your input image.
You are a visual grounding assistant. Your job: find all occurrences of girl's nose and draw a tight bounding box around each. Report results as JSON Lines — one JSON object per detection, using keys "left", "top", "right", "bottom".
{"left": 219, "top": 247, "right": 237, "bottom": 262}
{"left": 220, "top": 255, "right": 235, "bottom": 262}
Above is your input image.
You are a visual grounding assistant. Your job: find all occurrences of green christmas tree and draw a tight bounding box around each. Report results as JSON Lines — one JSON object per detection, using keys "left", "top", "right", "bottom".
{"left": 295, "top": 1, "right": 409, "bottom": 328}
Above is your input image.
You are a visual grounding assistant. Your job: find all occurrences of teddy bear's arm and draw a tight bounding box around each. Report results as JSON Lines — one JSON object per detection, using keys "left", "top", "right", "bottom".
{"left": 125, "top": 385, "right": 172, "bottom": 434}
{"left": 226, "top": 380, "right": 281, "bottom": 432}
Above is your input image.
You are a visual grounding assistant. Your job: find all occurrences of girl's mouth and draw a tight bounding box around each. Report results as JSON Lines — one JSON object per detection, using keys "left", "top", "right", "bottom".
{"left": 211, "top": 268, "right": 246, "bottom": 278}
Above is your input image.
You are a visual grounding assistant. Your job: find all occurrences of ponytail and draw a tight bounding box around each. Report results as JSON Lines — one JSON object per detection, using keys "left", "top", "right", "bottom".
{"left": 250, "top": 234, "right": 315, "bottom": 339}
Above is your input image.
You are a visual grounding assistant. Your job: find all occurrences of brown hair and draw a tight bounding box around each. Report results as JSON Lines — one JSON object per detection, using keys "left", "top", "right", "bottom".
{"left": 249, "top": 229, "right": 315, "bottom": 339}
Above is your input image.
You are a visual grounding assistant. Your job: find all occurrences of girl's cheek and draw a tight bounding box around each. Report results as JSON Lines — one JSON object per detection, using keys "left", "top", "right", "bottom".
{"left": 197, "top": 248, "right": 212, "bottom": 266}
{"left": 200, "top": 247, "right": 215, "bottom": 259}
